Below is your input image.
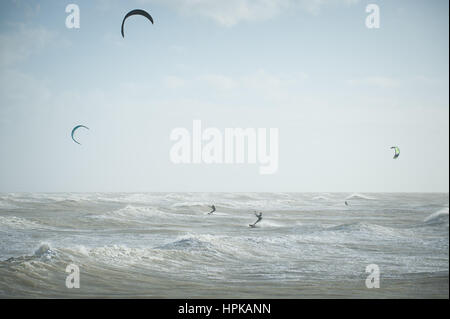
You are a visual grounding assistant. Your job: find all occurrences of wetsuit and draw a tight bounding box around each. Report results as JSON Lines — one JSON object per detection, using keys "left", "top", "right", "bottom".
{"left": 250, "top": 212, "right": 263, "bottom": 227}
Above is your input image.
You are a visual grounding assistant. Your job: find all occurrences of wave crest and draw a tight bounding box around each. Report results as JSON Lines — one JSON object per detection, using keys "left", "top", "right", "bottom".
{"left": 345, "top": 193, "right": 375, "bottom": 200}
{"left": 424, "top": 208, "right": 449, "bottom": 225}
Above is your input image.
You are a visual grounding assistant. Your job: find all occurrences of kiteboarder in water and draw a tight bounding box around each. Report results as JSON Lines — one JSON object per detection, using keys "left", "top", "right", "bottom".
{"left": 208, "top": 205, "right": 216, "bottom": 215}
{"left": 249, "top": 212, "right": 263, "bottom": 227}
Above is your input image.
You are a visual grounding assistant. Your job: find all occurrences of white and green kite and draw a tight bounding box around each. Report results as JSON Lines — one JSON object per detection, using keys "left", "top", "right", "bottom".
{"left": 391, "top": 146, "right": 400, "bottom": 159}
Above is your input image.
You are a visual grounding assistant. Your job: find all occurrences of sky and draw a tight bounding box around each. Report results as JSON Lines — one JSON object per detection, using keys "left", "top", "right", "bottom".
{"left": 0, "top": 0, "right": 448, "bottom": 192}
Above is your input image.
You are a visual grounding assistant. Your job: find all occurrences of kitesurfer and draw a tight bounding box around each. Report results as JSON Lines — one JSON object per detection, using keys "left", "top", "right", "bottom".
{"left": 249, "top": 212, "right": 263, "bottom": 227}
{"left": 208, "top": 205, "right": 216, "bottom": 215}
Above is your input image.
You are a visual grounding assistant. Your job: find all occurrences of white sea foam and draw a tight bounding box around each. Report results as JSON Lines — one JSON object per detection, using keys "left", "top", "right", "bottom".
{"left": 0, "top": 216, "right": 43, "bottom": 229}
{"left": 345, "top": 193, "right": 375, "bottom": 200}
{"left": 424, "top": 207, "right": 449, "bottom": 223}
{"left": 312, "top": 195, "right": 330, "bottom": 201}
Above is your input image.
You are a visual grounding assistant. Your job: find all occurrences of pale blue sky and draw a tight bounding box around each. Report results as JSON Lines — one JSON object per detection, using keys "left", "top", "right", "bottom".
{"left": 0, "top": 0, "right": 448, "bottom": 192}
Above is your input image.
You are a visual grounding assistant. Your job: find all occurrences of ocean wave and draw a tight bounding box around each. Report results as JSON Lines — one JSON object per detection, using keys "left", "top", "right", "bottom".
{"left": 324, "top": 222, "right": 405, "bottom": 238}
{"left": 345, "top": 193, "right": 375, "bottom": 200}
{"left": 90, "top": 205, "right": 171, "bottom": 222}
{"left": 155, "top": 233, "right": 291, "bottom": 261}
{"left": 156, "top": 237, "right": 214, "bottom": 251}
{"left": 254, "top": 220, "right": 289, "bottom": 228}
{"left": 171, "top": 202, "right": 210, "bottom": 209}
{"left": 312, "top": 196, "right": 330, "bottom": 201}
{"left": 0, "top": 200, "right": 20, "bottom": 209}
{"left": 152, "top": 234, "right": 248, "bottom": 261}
{"left": 0, "top": 216, "right": 44, "bottom": 230}
{"left": 33, "top": 244, "right": 57, "bottom": 259}
{"left": 53, "top": 245, "right": 164, "bottom": 269}
{"left": 223, "top": 193, "right": 259, "bottom": 201}
{"left": 424, "top": 208, "right": 449, "bottom": 225}
{"left": 84, "top": 245, "right": 150, "bottom": 261}
{"left": 3, "top": 243, "right": 57, "bottom": 263}
{"left": 60, "top": 242, "right": 218, "bottom": 267}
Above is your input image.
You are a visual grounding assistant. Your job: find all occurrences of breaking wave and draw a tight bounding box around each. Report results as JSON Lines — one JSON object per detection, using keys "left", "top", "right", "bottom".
{"left": 312, "top": 196, "right": 330, "bottom": 201}
{"left": 0, "top": 216, "right": 44, "bottom": 230}
{"left": 424, "top": 208, "right": 449, "bottom": 225}
{"left": 345, "top": 193, "right": 375, "bottom": 200}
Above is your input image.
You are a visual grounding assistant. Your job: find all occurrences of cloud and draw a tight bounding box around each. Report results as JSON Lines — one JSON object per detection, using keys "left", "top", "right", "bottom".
{"left": 0, "top": 69, "right": 52, "bottom": 124}
{"left": 169, "top": 45, "right": 187, "bottom": 54}
{"left": 300, "top": 0, "right": 360, "bottom": 15}
{"left": 161, "top": 69, "right": 308, "bottom": 104}
{"left": 163, "top": 69, "right": 306, "bottom": 90}
{"left": 141, "top": 0, "right": 360, "bottom": 26}
{"left": 198, "top": 74, "right": 237, "bottom": 90}
{"left": 164, "top": 75, "right": 186, "bottom": 89}
{"left": 347, "top": 76, "right": 400, "bottom": 88}
{"left": 11, "top": 0, "right": 41, "bottom": 18}
{"left": 200, "top": 69, "right": 307, "bottom": 92}
{"left": 142, "top": 0, "right": 288, "bottom": 26}
{"left": 0, "top": 24, "right": 59, "bottom": 68}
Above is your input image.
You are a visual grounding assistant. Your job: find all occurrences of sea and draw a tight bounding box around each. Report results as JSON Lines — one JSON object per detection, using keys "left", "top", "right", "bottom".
{"left": 0, "top": 192, "right": 448, "bottom": 298}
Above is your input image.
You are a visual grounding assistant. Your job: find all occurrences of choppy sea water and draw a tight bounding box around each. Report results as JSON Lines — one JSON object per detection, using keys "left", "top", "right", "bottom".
{"left": 0, "top": 193, "right": 448, "bottom": 298}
